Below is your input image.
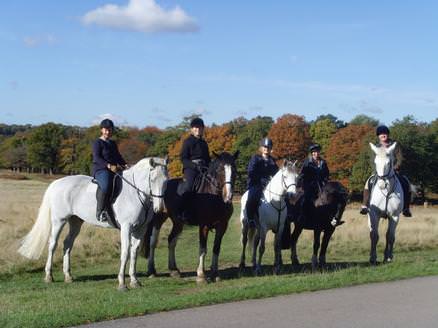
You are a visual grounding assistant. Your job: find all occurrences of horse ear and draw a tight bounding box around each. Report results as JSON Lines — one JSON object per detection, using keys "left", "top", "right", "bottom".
{"left": 164, "top": 155, "right": 169, "bottom": 165}
{"left": 369, "top": 142, "right": 379, "bottom": 154}
{"left": 233, "top": 150, "right": 240, "bottom": 160}
{"left": 149, "top": 158, "right": 156, "bottom": 168}
{"left": 386, "top": 142, "right": 397, "bottom": 154}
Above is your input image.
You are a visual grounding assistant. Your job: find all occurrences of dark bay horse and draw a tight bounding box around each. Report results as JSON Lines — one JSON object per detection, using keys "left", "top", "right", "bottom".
{"left": 144, "top": 151, "right": 239, "bottom": 282}
{"left": 290, "top": 181, "right": 348, "bottom": 270}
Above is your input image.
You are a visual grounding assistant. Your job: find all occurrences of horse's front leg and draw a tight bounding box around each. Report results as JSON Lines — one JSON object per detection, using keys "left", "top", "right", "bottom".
{"left": 118, "top": 225, "right": 131, "bottom": 291}
{"left": 384, "top": 216, "right": 399, "bottom": 263}
{"left": 168, "top": 220, "right": 184, "bottom": 277}
{"left": 197, "top": 225, "right": 208, "bottom": 283}
{"left": 319, "top": 227, "right": 335, "bottom": 268}
{"left": 129, "top": 234, "right": 142, "bottom": 288}
{"left": 211, "top": 223, "right": 228, "bottom": 282}
{"left": 368, "top": 211, "right": 380, "bottom": 265}
{"left": 239, "top": 221, "right": 249, "bottom": 270}
{"left": 312, "top": 230, "right": 322, "bottom": 271}
{"left": 290, "top": 224, "right": 303, "bottom": 266}
{"left": 147, "top": 225, "right": 160, "bottom": 277}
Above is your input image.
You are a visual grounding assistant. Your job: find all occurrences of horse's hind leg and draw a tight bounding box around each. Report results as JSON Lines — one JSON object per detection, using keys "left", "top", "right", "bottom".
{"left": 239, "top": 222, "right": 248, "bottom": 269}
{"left": 384, "top": 217, "right": 399, "bottom": 263}
{"left": 290, "top": 224, "right": 303, "bottom": 266}
{"left": 45, "top": 218, "right": 67, "bottom": 283}
{"left": 319, "top": 227, "right": 335, "bottom": 268}
{"left": 63, "top": 216, "right": 83, "bottom": 283}
{"left": 255, "top": 229, "right": 266, "bottom": 276}
{"left": 168, "top": 220, "right": 183, "bottom": 277}
{"left": 311, "top": 230, "right": 322, "bottom": 271}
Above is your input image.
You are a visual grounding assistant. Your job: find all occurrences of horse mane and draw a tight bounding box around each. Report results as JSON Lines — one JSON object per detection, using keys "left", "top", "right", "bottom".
{"left": 314, "top": 181, "right": 348, "bottom": 207}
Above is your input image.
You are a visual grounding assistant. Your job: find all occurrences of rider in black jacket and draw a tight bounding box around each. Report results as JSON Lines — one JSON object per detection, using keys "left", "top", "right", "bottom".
{"left": 245, "top": 138, "right": 279, "bottom": 227}
{"left": 92, "top": 119, "right": 127, "bottom": 222}
{"left": 178, "top": 117, "right": 211, "bottom": 221}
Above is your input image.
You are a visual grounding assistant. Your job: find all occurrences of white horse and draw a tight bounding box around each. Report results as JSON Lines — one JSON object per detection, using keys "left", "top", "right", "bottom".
{"left": 18, "top": 157, "right": 168, "bottom": 290}
{"left": 239, "top": 160, "right": 298, "bottom": 275}
{"left": 368, "top": 143, "right": 403, "bottom": 265}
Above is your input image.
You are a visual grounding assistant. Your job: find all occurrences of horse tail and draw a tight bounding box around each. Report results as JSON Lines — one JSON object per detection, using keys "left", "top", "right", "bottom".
{"left": 18, "top": 185, "right": 52, "bottom": 260}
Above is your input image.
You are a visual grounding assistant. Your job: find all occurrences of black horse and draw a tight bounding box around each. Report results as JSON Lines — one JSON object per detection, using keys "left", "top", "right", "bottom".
{"left": 144, "top": 151, "right": 239, "bottom": 282}
{"left": 289, "top": 181, "right": 348, "bottom": 270}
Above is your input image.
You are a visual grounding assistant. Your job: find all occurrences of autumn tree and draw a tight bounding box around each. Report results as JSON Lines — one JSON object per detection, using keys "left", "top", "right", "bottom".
{"left": 325, "top": 124, "right": 374, "bottom": 188}
{"left": 268, "top": 114, "right": 311, "bottom": 161}
{"left": 309, "top": 118, "right": 337, "bottom": 155}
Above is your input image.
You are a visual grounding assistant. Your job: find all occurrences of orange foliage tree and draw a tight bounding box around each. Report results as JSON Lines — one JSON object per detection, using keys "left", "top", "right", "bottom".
{"left": 118, "top": 138, "right": 148, "bottom": 164}
{"left": 167, "top": 124, "right": 236, "bottom": 178}
{"left": 268, "top": 114, "right": 312, "bottom": 161}
{"left": 325, "top": 124, "right": 374, "bottom": 188}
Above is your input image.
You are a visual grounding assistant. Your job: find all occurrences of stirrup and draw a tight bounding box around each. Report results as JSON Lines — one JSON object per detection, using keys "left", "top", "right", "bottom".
{"left": 402, "top": 209, "right": 412, "bottom": 217}
{"left": 97, "top": 211, "right": 109, "bottom": 222}
{"left": 359, "top": 206, "right": 368, "bottom": 215}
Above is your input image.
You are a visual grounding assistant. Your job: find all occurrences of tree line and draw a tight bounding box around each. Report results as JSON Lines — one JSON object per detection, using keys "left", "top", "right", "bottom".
{"left": 1, "top": 114, "right": 437, "bottom": 194}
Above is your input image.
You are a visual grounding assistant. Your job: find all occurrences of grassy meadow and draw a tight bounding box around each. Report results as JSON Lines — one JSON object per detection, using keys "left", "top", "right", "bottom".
{"left": 1, "top": 174, "right": 438, "bottom": 328}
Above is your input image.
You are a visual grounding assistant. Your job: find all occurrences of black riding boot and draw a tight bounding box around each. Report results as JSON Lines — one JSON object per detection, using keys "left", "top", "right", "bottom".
{"left": 360, "top": 189, "right": 370, "bottom": 215}
{"left": 96, "top": 188, "right": 109, "bottom": 222}
{"left": 178, "top": 192, "right": 193, "bottom": 223}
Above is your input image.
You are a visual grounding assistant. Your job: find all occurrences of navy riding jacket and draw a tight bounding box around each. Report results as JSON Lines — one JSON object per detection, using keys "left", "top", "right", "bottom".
{"left": 247, "top": 154, "right": 279, "bottom": 189}
{"left": 92, "top": 138, "right": 126, "bottom": 177}
{"left": 180, "top": 134, "right": 211, "bottom": 171}
{"left": 300, "top": 157, "right": 329, "bottom": 191}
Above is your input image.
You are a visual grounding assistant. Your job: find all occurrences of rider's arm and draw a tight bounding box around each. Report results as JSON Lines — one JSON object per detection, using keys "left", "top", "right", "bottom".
{"left": 92, "top": 139, "right": 108, "bottom": 168}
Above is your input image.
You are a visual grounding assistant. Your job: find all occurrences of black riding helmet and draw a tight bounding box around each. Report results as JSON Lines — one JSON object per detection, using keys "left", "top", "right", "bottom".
{"left": 190, "top": 117, "right": 205, "bottom": 128}
{"left": 309, "top": 143, "right": 321, "bottom": 152}
{"left": 376, "top": 125, "right": 390, "bottom": 136}
{"left": 100, "top": 118, "right": 114, "bottom": 129}
{"left": 260, "top": 137, "right": 273, "bottom": 149}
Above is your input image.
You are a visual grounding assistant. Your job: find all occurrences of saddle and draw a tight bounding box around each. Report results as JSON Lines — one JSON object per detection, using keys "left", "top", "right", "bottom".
{"left": 92, "top": 174, "right": 123, "bottom": 204}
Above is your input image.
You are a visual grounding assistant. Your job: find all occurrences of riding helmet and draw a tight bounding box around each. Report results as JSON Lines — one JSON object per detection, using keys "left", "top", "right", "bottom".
{"left": 260, "top": 137, "right": 273, "bottom": 149}
{"left": 100, "top": 118, "right": 114, "bottom": 129}
{"left": 190, "top": 117, "right": 205, "bottom": 128}
{"left": 376, "top": 125, "right": 390, "bottom": 136}
{"left": 309, "top": 143, "right": 321, "bottom": 152}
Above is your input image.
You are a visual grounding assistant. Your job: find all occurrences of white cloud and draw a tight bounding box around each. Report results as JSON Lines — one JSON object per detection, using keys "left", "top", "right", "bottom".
{"left": 23, "top": 34, "right": 56, "bottom": 47}
{"left": 82, "top": 0, "right": 199, "bottom": 34}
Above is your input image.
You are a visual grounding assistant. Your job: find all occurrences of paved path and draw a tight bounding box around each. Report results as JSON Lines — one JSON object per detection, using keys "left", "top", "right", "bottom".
{"left": 75, "top": 275, "right": 438, "bottom": 328}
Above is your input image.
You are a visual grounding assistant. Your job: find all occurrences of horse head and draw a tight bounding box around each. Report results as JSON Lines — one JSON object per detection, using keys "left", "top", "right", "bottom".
{"left": 210, "top": 150, "right": 239, "bottom": 203}
{"left": 132, "top": 157, "right": 168, "bottom": 213}
{"left": 282, "top": 159, "right": 299, "bottom": 196}
{"left": 370, "top": 142, "right": 397, "bottom": 188}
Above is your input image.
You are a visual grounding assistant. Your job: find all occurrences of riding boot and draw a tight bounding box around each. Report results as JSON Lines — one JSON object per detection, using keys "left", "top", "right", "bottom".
{"left": 96, "top": 188, "right": 109, "bottom": 222}
{"left": 178, "top": 192, "right": 193, "bottom": 223}
{"left": 402, "top": 187, "right": 412, "bottom": 217}
{"left": 360, "top": 189, "right": 370, "bottom": 215}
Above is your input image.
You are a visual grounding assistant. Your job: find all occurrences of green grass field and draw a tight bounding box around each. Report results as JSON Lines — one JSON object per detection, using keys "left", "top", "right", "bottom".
{"left": 1, "top": 177, "right": 438, "bottom": 328}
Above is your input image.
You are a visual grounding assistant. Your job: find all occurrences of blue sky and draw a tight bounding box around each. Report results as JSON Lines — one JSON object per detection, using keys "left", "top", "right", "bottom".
{"left": 1, "top": 0, "right": 438, "bottom": 128}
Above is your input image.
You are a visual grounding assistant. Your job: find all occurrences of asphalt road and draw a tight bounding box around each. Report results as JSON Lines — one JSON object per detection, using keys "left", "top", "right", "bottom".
{"left": 74, "top": 275, "right": 438, "bottom": 328}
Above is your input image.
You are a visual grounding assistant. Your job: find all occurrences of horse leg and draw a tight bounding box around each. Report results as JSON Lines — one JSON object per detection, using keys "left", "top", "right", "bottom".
{"left": 255, "top": 229, "right": 266, "bottom": 276}
{"left": 62, "top": 216, "right": 83, "bottom": 283}
{"left": 45, "top": 218, "right": 67, "bottom": 283}
{"left": 312, "top": 230, "right": 321, "bottom": 271}
{"left": 273, "top": 227, "right": 283, "bottom": 275}
{"left": 384, "top": 217, "right": 399, "bottom": 263}
{"left": 211, "top": 223, "right": 227, "bottom": 282}
{"left": 118, "top": 224, "right": 131, "bottom": 291}
{"left": 168, "top": 220, "right": 183, "bottom": 277}
{"left": 128, "top": 233, "right": 143, "bottom": 288}
{"left": 290, "top": 224, "right": 303, "bottom": 266}
{"left": 319, "top": 227, "right": 335, "bottom": 268}
{"left": 239, "top": 221, "right": 248, "bottom": 270}
{"left": 251, "top": 228, "right": 260, "bottom": 270}
{"left": 147, "top": 226, "right": 160, "bottom": 277}
{"left": 368, "top": 212, "right": 380, "bottom": 265}
{"left": 197, "top": 226, "right": 208, "bottom": 283}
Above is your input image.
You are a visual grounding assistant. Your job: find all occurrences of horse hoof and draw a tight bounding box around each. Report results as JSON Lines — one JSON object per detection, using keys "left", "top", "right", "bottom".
{"left": 170, "top": 270, "right": 181, "bottom": 278}
{"left": 64, "top": 276, "right": 73, "bottom": 283}
{"left": 291, "top": 258, "right": 300, "bottom": 266}
{"left": 147, "top": 269, "right": 157, "bottom": 277}
{"left": 213, "top": 276, "right": 221, "bottom": 283}
{"left": 196, "top": 276, "right": 207, "bottom": 284}
{"left": 44, "top": 275, "right": 54, "bottom": 283}
{"left": 148, "top": 273, "right": 156, "bottom": 279}
{"left": 369, "top": 260, "right": 378, "bottom": 266}
{"left": 383, "top": 257, "right": 393, "bottom": 264}
{"left": 118, "top": 285, "right": 129, "bottom": 292}
{"left": 130, "top": 280, "right": 142, "bottom": 288}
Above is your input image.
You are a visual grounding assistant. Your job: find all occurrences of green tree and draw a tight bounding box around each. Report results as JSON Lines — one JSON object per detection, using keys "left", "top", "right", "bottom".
{"left": 309, "top": 118, "right": 337, "bottom": 155}
{"left": 314, "top": 114, "right": 346, "bottom": 129}
{"left": 27, "top": 123, "right": 66, "bottom": 174}
{"left": 350, "top": 114, "right": 379, "bottom": 127}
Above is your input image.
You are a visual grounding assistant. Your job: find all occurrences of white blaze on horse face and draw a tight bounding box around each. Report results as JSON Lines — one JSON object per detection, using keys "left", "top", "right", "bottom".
{"left": 224, "top": 164, "right": 233, "bottom": 203}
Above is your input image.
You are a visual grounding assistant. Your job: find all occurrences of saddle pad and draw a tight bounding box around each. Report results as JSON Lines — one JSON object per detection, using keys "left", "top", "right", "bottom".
{"left": 86, "top": 181, "right": 98, "bottom": 193}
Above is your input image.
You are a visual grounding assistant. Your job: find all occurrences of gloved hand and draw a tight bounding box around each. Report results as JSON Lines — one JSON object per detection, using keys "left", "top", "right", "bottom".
{"left": 107, "top": 164, "right": 118, "bottom": 173}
